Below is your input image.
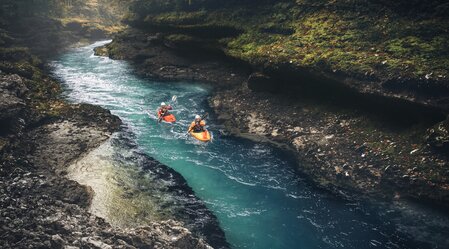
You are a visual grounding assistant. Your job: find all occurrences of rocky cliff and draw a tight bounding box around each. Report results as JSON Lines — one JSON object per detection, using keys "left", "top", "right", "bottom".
{"left": 97, "top": 0, "right": 449, "bottom": 207}
{"left": 123, "top": 0, "right": 449, "bottom": 111}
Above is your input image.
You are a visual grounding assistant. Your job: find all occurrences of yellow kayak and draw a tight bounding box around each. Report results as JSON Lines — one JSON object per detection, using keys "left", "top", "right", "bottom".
{"left": 190, "top": 130, "right": 211, "bottom": 142}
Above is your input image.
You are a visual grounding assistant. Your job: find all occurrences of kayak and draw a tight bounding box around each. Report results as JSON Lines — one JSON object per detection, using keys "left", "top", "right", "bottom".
{"left": 158, "top": 113, "right": 176, "bottom": 123}
{"left": 190, "top": 130, "right": 211, "bottom": 142}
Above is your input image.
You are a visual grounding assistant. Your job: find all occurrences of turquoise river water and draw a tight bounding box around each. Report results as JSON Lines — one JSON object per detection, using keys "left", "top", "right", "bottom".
{"left": 51, "top": 41, "right": 449, "bottom": 249}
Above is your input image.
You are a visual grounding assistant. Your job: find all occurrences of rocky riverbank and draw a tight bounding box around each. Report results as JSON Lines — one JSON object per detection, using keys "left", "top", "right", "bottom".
{"left": 96, "top": 27, "right": 449, "bottom": 208}
{"left": 0, "top": 72, "right": 216, "bottom": 248}
{"left": 64, "top": 130, "right": 228, "bottom": 248}
{"left": 1, "top": 10, "right": 226, "bottom": 249}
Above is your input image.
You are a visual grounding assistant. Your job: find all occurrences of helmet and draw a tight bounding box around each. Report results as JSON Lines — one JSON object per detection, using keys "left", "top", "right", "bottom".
{"left": 161, "top": 102, "right": 166, "bottom": 106}
{"left": 195, "top": 115, "right": 201, "bottom": 119}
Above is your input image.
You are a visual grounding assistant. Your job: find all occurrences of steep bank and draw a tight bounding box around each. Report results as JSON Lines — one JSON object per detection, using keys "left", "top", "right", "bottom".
{"left": 1, "top": 6, "right": 225, "bottom": 249}
{"left": 98, "top": 20, "right": 449, "bottom": 208}
{"left": 123, "top": 0, "right": 449, "bottom": 111}
{"left": 100, "top": 0, "right": 449, "bottom": 207}
{"left": 94, "top": 29, "right": 249, "bottom": 86}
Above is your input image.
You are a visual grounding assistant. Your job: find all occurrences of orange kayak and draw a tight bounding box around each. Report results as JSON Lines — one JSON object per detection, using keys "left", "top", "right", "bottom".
{"left": 158, "top": 113, "right": 176, "bottom": 123}
{"left": 190, "top": 130, "right": 211, "bottom": 142}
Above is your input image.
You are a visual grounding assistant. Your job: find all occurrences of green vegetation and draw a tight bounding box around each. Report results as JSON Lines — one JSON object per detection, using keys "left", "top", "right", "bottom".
{"left": 0, "top": 0, "right": 131, "bottom": 102}
{"left": 0, "top": 0, "right": 130, "bottom": 23}
{"left": 0, "top": 43, "right": 62, "bottom": 114}
{"left": 0, "top": 16, "right": 67, "bottom": 119}
{"left": 0, "top": 0, "right": 130, "bottom": 49}
{"left": 125, "top": 0, "right": 449, "bottom": 84}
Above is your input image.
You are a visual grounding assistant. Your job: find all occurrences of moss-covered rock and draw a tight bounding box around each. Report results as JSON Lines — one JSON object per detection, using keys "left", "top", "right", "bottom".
{"left": 125, "top": 0, "right": 449, "bottom": 111}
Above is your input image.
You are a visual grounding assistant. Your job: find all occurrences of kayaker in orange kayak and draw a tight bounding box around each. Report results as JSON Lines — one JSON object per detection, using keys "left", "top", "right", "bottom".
{"left": 188, "top": 115, "right": 206, "bottom": 133}
{"left": 157, "top": 102, "right": 173, "bottom": 122}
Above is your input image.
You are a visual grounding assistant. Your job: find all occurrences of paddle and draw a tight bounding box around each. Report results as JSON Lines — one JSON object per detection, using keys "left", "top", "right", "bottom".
{"left": 158, "top": 95, "right": 177, "bottom": 123}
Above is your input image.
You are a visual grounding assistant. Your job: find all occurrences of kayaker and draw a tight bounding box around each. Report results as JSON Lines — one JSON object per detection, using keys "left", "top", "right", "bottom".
{"left": 188, "top": 115, "right": 206, "bottom": 133}
{"left": 158, "top": 102, "right": 172, "bottom": 118}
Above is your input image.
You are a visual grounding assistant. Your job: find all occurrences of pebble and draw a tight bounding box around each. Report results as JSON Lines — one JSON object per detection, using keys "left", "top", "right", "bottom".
{"left": 410, "top": 148, "right": 419, "bottom": 155}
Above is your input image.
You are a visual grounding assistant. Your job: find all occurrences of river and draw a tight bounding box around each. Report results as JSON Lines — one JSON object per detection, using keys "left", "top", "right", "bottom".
{"left": 50, "top": 41, "right": 449, "bottom": 249}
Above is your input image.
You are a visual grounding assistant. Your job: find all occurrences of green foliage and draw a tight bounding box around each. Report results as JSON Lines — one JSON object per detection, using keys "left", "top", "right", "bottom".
{"left": 119, "top": 0, "right": 449, "bottom": 79}
{"left": 1, "top": 0, "right": 130, "bottom": 25}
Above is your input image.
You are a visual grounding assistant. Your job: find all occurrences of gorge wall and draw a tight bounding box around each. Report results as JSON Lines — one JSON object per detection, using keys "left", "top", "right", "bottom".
{"left": 98, "top": 0, "right": 449, "bottom": 207}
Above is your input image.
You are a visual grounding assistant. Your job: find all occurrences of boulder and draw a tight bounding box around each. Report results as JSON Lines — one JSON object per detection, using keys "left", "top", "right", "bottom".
{"left": 0, "top": 74, "right": 28, "bottom": 96}
{"left": 93, "top": 45, "right": 109, "bottom": 57}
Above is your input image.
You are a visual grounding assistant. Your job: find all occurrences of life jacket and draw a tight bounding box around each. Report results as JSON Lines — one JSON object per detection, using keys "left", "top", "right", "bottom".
{"left": 158, "top": 107, "right": 169, "bottom": 117}
{"left": 191, "top": 120, "right": 205, "bottom": 132}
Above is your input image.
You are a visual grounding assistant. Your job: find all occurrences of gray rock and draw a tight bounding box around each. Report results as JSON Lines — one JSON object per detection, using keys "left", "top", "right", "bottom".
{"left": 0, "top": 74, "right": 28, "bottom": 134}
{"left": 51, "top": 234, "right": 65, "bottom": 248}
{"left": 81, "top": 237, "right": 112, "bottom": 249}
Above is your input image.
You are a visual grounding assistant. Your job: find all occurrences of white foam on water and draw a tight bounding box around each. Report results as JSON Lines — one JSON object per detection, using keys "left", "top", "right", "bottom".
{"left": 51, "top": 41, "right": 449, "bottom": 249}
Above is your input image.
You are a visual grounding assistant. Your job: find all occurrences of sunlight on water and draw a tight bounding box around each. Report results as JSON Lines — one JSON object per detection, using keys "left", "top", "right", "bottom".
{"left": 51, "top": 41, "right": 449, "bottom": 249}
{"left": 67, "top": 139, "right": 165, "bottom": 227}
